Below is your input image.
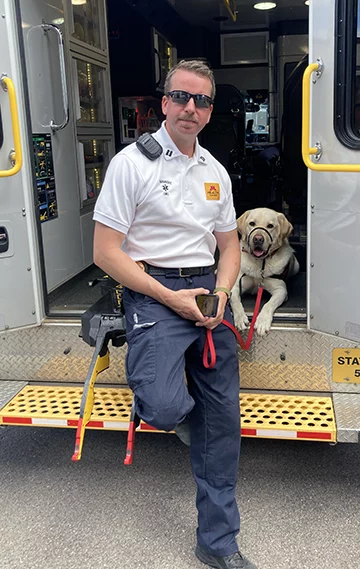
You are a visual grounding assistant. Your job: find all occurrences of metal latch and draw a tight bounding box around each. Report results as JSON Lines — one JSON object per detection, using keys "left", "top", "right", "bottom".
{"left": 0, "top": 226, "right": 8, "bottom": 253}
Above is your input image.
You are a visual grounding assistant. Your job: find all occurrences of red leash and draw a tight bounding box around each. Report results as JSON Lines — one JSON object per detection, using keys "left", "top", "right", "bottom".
{"left": 203, "top": 286, "right": 264, "bottom": 368}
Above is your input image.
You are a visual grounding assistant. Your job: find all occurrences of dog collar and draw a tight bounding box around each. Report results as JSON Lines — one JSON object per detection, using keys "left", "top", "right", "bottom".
{"left": 247, "top": 226, "right": 273, "bottom": 245}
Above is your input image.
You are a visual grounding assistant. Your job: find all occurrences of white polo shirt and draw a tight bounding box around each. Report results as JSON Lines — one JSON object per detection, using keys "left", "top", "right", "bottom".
{"left": 93, "top": 122, "right": 236, "bottom": 267}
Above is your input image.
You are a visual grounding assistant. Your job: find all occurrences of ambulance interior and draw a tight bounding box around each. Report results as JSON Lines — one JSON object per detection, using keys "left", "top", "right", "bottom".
{"left": 24, "top": 0, "right": 310, "bottom": 322}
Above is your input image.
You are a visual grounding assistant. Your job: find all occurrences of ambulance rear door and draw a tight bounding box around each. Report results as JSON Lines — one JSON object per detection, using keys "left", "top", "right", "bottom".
{"left": 0, "top": 0, "right": 43, "bottom": 331}
{"left": 306, "top": 0, "right": 360, "bottom": 343}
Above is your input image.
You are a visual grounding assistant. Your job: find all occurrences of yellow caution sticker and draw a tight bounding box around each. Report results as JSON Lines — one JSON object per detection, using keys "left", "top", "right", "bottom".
{"left": 204, "top": 182, "right": 220, "bottom": 200}
{"left": 332, "top": 348, "right": 360, "bottom": 383}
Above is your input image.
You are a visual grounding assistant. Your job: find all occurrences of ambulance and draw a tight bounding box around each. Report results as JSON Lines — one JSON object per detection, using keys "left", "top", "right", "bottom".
{"left": 1, "top": 0, "right": 359, "bottom": 457}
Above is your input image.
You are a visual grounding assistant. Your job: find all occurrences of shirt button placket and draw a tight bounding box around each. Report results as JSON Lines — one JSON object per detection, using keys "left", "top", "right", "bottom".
{"left": 183, "top": 168, "right": 192, "bottom": 205}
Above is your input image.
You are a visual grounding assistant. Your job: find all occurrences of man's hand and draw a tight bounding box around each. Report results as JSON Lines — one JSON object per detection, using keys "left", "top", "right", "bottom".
{"left": 195, "top": 291, "right": 228, "bottom": 330}
{"left": 166, "top": 288, "right": 211, "bottom": 322}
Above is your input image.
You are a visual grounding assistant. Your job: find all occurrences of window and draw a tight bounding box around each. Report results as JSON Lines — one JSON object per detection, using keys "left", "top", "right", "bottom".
{"left": 0, "top": 106, "right": 3, "bottom": 150}
{"left": 71, "top": 0, "right": 103, "bottom": 50}
{"left": 334, "top": 0, "right": 360, "bottom": 147}
{"left": 353, "top": 4, "right": 360, "bottom": 133}
{"left": 244, "top": 91, "right": 269, "bottom": 143}
{"left": 78, "top": 138, "right": 110, "bottom": 206}
{"left": 74, "top": 58, "right": 108, "bottom": 124}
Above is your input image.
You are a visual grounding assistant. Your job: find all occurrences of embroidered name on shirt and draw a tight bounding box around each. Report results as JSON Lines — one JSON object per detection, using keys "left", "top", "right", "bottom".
{"left": 160, "top": 179, "right": 172, "bottom": 196}
{"left": 204, "top": 183, "right": 220, "bottom": 200}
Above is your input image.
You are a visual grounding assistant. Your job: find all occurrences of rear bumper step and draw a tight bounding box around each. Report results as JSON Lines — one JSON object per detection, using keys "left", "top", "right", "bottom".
{"left": 0, "top": 383, "right": 337, "bottom": 442}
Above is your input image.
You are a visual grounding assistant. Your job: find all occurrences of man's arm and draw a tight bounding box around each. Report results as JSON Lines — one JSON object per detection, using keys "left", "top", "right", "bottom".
{"left": 93, "top": 222, "right": 208, "bottom": 322}
{"left": 196, "top": 228, "right": 240, "bottom": 330}
{"left": 214, "top": 228, "right": 241, "bottom": 293}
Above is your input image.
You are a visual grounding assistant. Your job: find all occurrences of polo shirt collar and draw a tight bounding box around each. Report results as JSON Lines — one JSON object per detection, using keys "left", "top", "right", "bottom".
{"left": 154, "top": 121, "right": 207, "bottom": 164}
{"left": 194, "top": 138, "right": 208, "bottom": 165}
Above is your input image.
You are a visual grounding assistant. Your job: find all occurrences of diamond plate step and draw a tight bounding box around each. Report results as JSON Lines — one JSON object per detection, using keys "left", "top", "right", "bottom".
{"left": 0, "top": 381, "right": 28, "bottom": 411}
{"left": 0, "top": 385, "right": 336, "bottom": 442}
{"left": 333, "top": 393, "right": 360, "bottom": 443}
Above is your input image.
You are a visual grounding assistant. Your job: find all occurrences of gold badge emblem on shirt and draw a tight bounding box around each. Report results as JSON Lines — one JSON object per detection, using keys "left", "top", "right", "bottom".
{"left": 204, "top": 183, "right": 220, "bottom": 200}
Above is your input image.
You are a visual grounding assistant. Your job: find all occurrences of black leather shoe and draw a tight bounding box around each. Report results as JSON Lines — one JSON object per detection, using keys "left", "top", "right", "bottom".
{"left": 195, "top": 544, "right": 258, "bottom": 569}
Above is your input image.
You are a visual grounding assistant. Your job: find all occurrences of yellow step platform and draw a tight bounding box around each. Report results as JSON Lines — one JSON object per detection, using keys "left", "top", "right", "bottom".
{"left": 0, "top": 385, "right": 336, "bottom": 442}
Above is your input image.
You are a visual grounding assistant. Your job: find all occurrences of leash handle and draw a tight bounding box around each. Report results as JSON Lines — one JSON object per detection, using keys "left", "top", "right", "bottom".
{"left": 203, "top": 328, "right": 216, "bottom": 368}
{"left": 203, "top": 286, "right": 264, "bottom": 368}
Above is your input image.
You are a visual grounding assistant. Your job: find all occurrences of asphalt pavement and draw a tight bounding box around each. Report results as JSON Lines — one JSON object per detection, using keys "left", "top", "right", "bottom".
{"left": 0, "top": 426, "right": 359, "bottom": 569}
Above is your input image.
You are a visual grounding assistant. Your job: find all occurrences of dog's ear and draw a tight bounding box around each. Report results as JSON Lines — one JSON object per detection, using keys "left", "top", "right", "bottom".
{"left": 236, "top": 211, "right": 250, "bottom": 239}
{"left": 277, "top": 212, "right": 293, "bottom": 240}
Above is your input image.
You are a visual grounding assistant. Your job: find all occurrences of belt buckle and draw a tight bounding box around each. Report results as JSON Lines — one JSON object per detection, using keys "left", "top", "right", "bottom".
{"left": 136, "top": 261, "right": 146, "bottom": 272}
{"left": 179, "top": 267, "right": 190, "bottom": 277}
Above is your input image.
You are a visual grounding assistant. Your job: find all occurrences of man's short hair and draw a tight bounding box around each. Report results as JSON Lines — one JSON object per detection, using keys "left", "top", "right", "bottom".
{"left": 164, "top": 59, "right": 216, "bottom": 101}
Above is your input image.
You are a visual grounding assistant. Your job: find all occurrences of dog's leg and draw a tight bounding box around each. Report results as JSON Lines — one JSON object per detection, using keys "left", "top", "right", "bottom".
{"left": 289, "top": 255, "right": 300, "bottom": 278}
{"left": 231, "top": 275, "right": 255, "bottom": 330}
{"left": 255, "top": 278, "right": 288, "bottom": 336}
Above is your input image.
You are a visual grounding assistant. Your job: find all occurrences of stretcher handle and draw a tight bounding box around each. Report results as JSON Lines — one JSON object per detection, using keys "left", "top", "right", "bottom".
{"left": 124, "top": 404, "right": 139, "bottom": 466}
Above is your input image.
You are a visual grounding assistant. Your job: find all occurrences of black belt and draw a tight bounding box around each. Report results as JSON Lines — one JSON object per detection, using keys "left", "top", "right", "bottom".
{"left": 137, "top": 261, "right": 214, "bottom": 278}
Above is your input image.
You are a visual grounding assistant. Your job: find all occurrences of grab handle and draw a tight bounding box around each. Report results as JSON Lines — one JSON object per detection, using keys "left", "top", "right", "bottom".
{"left": 41, "top": 23, "right": 69, "bottom": 131}
{"left": 0, "top": 74, "right": 22, "bottom": 177}
{"left": 302, "top": 59, "right": 360, "bottom": 172}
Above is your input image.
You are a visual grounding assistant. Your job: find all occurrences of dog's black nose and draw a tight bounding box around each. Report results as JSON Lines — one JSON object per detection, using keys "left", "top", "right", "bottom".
{"left": 253, "top": 234, "right": 264, "bottom": 246}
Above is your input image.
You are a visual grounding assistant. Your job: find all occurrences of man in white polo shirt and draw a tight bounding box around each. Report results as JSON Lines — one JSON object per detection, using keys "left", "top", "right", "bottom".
{"left": 93, "top": 60, "right": 258, "bottom": 569}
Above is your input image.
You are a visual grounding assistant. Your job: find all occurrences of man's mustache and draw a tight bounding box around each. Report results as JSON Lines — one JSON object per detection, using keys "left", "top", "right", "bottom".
{"left": 178, "top": 115, "right": 198, "bottom": 123}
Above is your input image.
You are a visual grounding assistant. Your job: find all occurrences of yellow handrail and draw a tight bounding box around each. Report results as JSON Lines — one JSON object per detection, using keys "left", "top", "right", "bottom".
{"left": 0, "top": 75, "right": 22, "bottom": 177}
{"left": 302, "top": 61, "right": 360, "bottom": 172}
{"left": 223, "top": 0, "right": 237, "bottom": 22}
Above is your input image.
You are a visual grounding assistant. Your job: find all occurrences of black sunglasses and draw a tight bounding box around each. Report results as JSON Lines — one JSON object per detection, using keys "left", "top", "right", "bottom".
{"left": 166, "top": 90, "right": 213, "bottom": 109}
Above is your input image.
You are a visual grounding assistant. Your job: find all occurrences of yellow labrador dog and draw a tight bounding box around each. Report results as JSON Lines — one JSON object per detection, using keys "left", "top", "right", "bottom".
{"left": 230, "top": 207, "right": 299, "bottom": 336}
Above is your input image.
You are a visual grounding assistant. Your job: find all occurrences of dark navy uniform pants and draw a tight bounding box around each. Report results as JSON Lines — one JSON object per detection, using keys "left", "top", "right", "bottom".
{"left": 122, "top": 272, "right": 241, "bottom": 557}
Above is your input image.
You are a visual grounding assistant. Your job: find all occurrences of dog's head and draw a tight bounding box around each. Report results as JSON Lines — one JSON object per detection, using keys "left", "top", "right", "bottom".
{"left": 237, "top": 208, "right": 293, "bottom": 259}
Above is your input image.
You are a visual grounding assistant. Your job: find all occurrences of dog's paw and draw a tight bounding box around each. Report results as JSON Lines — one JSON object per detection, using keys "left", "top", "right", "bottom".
{"left": 254, "top": 311, "right": 273, "bottom": 336}
{"left": 233, "top": 311, "right": 249, "bottom": 331}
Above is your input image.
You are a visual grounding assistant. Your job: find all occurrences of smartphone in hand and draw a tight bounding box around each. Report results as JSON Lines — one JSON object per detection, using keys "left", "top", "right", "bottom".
{"left": 196, "top": 294, "right": 219, "bottom": 317}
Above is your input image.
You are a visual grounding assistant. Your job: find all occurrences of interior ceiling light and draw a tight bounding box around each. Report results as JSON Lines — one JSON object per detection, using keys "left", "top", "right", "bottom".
{"left": 254, "top": 2, "right": 277, "bottom": 10}
{"left": 52, "top": 17, "right": 65, "bottom": 24}
{"left": 72, "top": 0, "right": 87, "bottom": 5}
{"left": 304, "top": 0, "right": 309, "bottom": 4}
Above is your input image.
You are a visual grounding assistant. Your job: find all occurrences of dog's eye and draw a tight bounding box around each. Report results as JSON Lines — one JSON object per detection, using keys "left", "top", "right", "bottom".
{"left": 249, "top": 221, "right": 256, "bottom": 226}
{"left": 267, "top": 224, "right": 274, "bottom": 229}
